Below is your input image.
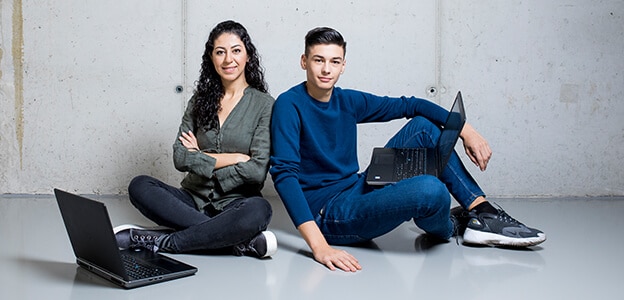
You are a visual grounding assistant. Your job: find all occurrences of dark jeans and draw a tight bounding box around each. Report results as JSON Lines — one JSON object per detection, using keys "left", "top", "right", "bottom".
{"left": 318, "top": 116, "right": 485, "bottom": 244}
{"left": 127, "top": 175, "right": 272, "bottom": 254}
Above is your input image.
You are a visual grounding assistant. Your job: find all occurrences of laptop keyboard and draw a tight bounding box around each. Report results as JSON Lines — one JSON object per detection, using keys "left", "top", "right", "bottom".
{"left": 395, "top": 148, "right": 425, "bottom": 180}
{"left": 121, "top": 254, "right": 166, "bottom": 279}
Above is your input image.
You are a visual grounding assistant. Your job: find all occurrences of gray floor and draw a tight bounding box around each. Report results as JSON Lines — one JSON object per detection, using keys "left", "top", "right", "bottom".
{"left": 1, "top": 194, "right": 623, "bottom": 300}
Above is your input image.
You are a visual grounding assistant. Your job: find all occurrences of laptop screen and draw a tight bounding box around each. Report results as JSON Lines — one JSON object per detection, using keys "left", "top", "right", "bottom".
{"left": 436, "top": 92, "right": 466, "bottom": 170}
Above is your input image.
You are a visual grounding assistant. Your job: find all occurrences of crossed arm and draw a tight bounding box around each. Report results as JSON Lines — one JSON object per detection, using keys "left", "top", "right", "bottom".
{"left": 178, "top": 130, "right": 250, "bottom": 168}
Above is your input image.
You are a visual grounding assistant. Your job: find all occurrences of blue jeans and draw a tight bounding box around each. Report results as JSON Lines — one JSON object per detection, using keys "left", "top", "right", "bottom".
{"left": 318, "top": 116, "right": 485, "bottom": 245}
{"left": 128, "top": 175, "right": 272, "bottom": 254}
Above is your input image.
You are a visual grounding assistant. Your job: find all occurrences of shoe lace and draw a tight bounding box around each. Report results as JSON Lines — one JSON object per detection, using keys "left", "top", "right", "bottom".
{"left": 132, "top": 233, "right": 159, "bottom": 252}
{"left": 492, "top": 202, "right": 523, "bottom": 226}
{"left": 233, "top": 237, "right": 257, "bottom": 256}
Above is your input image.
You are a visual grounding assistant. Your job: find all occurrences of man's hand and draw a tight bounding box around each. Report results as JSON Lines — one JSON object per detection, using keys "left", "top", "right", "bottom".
{"left": 313, "top": 244, "right": 361, "bottom": 272}
{"left": 298, "top": 221, "right": 362, "bottom": 272}
{"left": 460, "top": 123, "right": 492, "bottom": 171}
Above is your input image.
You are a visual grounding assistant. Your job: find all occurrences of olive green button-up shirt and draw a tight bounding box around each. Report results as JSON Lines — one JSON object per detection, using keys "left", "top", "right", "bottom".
{"left": 172, "top": 87, "right": 274, "bottom": 211}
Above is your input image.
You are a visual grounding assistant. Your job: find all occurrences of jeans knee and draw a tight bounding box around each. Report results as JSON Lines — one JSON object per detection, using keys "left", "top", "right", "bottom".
{"left": 232, "top": 197, "right": 273, "bottom": 230}
{"left": 419, "top": 176, "right": 451, "bottom": 207}
{"left": 409, "top": 115, "right": 432, "bottom": 125}
{"left": 128, "top": 175, "right": 154, "bottom": 204}
{"left": 407, "top": 116, "right": 439, "bottom": 133}
{"left": 388, "top": 116, "right": 441, "bottom": 148}
{"left": 254, "top": 198, "right": 273, "bottom": 223}
{"left": 129, "top": 175, "right": 149, "bottom": 191}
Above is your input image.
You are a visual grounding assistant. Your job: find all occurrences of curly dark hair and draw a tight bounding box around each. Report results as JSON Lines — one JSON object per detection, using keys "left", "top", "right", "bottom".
{"left": 193, "top": 20, "right": 268, "bottom": 129}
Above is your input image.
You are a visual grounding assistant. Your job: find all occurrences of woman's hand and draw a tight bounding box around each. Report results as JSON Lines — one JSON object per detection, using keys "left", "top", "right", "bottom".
{"left": 179, "top": 130, "right": 200, "bottom": 151}
{"left": 180, "top": 130, "right": 250, "bottom": 168}
{"left": 460, "top": 123, "right": 492, "bottom": 171}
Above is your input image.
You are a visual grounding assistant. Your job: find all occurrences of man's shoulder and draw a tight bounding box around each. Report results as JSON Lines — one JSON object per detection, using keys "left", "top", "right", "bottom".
{"left": 334, "top": 86, "right": 372, "bottom": 97}
{"left": 275, "top": 83, "right": 307, "bottom": 106}
{"left": 277, "top": 82, "right": 306, "bottom": 98}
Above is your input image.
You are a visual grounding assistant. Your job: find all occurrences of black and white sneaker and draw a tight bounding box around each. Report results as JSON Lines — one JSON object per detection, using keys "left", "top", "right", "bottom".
{"left": 113, "top": 224, "right": 174, "bottom": 252}
{"left": 450, "top": 206, "right": 471, "bottom": 236}
{"left": 463, "top": 206, "right": 546, "bottom": 247}
{"left": 233, "top": 231, "right": 278, "bottom": 258}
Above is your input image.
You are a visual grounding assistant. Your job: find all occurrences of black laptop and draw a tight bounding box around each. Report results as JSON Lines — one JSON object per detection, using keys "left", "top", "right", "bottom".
{"left": 365, "top": 91, "right": 466, "bottom": 185}
{"left": 54, "top": 188, "right": 197, "bottom": 289}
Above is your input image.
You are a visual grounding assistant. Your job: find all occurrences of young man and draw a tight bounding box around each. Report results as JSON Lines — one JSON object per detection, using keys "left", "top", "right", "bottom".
{"left": 269, "top": 27, "right": 545, "bottom": 272}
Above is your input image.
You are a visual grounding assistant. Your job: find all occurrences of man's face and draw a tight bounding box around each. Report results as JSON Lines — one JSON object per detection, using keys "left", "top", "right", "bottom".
{"left": 301, "top": 44, "right": 346, "bottom": 94}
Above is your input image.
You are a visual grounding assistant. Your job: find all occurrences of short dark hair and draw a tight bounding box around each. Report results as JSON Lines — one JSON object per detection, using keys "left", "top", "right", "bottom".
{"left": 304, "top": 27, "right": 347, "bottom": 57}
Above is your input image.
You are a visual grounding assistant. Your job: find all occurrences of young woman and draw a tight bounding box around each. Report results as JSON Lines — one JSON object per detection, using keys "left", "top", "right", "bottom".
{"left": 115, "top": 20, "right": 276, "bottom": 258}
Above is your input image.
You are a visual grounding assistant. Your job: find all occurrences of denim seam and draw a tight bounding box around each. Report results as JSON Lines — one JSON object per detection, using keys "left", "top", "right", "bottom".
{"left": 321, "top": 199, "right": 434, "bottom": 226}
{"left": 446, "top": 162, "right": 483, "bottom": 204}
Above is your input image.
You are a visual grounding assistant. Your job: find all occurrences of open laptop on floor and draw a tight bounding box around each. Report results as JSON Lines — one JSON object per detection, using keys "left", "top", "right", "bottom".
{"left": 365, "top": 91, "right": 466, "bottom": 185}
{"left": 54, "top": 188, "right": 197, "bottom": 289}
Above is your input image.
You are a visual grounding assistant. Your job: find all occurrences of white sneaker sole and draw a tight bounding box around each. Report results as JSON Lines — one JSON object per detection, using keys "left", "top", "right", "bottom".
{"left": 260, "top": 231, "right": 278, "bottom": 258}
{"left": 463, "top": 228, "right": 546, "bottom": 247}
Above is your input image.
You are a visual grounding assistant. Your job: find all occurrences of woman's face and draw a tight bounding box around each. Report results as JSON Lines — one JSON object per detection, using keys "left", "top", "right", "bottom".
{"left": 211, "top": 33, "right": 248, "bottom": 85}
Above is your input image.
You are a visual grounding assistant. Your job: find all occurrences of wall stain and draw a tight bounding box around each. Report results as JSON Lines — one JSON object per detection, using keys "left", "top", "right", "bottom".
{"left": 560, "top": 83, "right": 579, "bottom": 104}
{"left": 12, "top": 0, "right": 24, "bottom": 169}
{"left": 0, "top": 47, "right": 3, "bottom": 80}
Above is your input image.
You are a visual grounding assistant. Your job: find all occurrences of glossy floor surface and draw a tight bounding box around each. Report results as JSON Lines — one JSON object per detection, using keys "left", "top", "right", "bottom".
{"left": 1, "top": 194, "right": 623, "bottom": 299}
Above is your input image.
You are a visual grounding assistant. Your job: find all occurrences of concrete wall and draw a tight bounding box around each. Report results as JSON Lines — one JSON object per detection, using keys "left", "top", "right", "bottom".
{"left": 1, "top": 0, "right": 622, "bottom": 197}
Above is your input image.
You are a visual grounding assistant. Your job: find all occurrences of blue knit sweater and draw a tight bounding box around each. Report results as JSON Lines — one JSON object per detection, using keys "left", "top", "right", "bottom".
{"left": 269, "top": 82, "right": 450, "bottom": 227}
